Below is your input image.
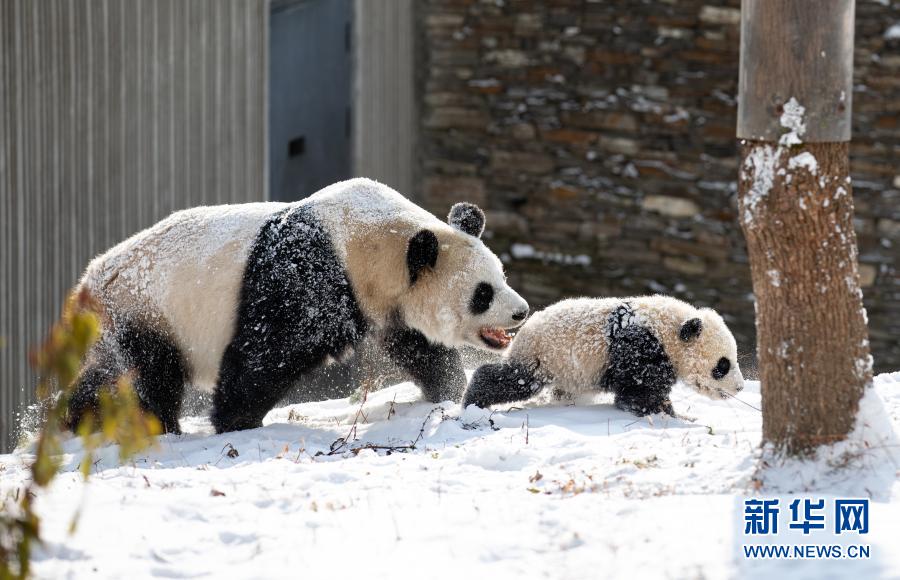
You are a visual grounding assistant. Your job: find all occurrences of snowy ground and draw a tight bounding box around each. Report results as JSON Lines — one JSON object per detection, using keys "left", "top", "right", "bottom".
{"left": 2, "top": 373, "right": 899, "bottom": 580}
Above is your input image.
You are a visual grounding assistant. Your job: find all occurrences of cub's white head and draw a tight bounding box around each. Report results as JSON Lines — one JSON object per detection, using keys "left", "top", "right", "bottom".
{"left": 671, "top": 307, "right": 744, "bottom": 399}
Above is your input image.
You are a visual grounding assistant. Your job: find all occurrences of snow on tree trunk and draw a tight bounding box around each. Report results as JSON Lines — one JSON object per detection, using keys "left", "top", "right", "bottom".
{"left": 737, "top": 0, "right": 874, "bottom": 458}
{"left": 739, "top": 137, "right": 872, "bottom": 456}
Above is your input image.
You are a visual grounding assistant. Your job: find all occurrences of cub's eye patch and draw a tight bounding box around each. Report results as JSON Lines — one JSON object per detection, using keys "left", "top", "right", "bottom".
{"left": 470, "top": 282, "right": 494, "bottom": 315}
{"left": 712, "top": 357, "right": 731, "bottom": 380}
{"left": 679, "top": 317, "right": 703, "bottom": 341}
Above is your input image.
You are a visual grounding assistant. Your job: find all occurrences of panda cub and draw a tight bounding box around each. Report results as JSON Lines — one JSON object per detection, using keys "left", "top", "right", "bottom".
{"left": 68, "top": 178, "right": 529, "bottom": 434}
{"left": 462, "top": 295, "right": 744, "bottom": 416}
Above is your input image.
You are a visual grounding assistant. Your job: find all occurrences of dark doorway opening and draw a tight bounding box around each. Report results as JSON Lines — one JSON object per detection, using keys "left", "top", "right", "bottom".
{"left": 269, "top": 0, "right": 353, "bottom": 202}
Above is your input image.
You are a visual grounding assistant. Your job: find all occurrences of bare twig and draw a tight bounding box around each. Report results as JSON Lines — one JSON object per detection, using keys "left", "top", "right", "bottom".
{"left": 487, "top": 410, "right": 503, "bottom": 432}
{"left": 213, "top": 443, "right": 238, "bottom": 467}
{"left": 720, "top": 390, "right": 762, "bottom": 412}
{"left": 324, "top": 378, "right": 374, "bottom": 455}
{"left": 327, "top": 406, "right": 444, "bottom": 456}
{"left": 386, "top": 394, "right": 397, "bottom": 421}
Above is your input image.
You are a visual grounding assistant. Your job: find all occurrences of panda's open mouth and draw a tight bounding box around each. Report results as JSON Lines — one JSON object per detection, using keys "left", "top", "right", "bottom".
{"left": 479, "top": 327, "right": 513, "bottom": 349}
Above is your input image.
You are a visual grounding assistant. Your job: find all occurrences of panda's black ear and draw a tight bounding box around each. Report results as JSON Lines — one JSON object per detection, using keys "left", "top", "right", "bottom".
{"left": 679, "top": 318, "right": 703, "bottom": 342}
{"left": 407, "top": 229, "right": 439, "bottom": 284}
{"left": 447, "top": 202, "right": 485, "bottom": 238}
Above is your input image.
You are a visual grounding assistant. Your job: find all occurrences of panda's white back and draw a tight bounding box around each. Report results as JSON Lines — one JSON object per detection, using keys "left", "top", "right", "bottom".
{"left": 306, "top": 177, "right": 447, "bottom": 262}
{"left": 506, "top": 297, "right": 621, "bottom": 393}
{"left": 81, "top": 202, "right": 287, "bottom": 390}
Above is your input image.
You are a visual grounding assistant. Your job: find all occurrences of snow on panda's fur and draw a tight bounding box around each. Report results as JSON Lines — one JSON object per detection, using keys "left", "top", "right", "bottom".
{"left": 462, "top": 295, "right": 744, "bottom": 416}
{"left": 68, "top": 178, "right": 529, "bottom": 433}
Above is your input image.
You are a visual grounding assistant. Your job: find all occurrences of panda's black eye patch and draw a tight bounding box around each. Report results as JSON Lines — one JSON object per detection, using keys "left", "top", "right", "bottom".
{"left": 712, "top": 357, "right": 731, "bottom": 380}
{"left": 470, "top": 282, "right": 494, "bottom": 315}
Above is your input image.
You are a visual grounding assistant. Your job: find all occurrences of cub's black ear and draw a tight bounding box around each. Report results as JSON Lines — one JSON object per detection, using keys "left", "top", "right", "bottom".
{"left": 447, "top": 202, "right": 485, "bottom": 238}
{"left": 679, "top": 318, "right": 703, "bottom": 342}
{"left": 407, "top": 229, "right": 439, "bottom": 284}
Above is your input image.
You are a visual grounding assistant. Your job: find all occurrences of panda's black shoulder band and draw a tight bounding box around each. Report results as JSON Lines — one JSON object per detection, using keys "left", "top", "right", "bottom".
{"left": 607, "top": 301, "right": 636, "bottom": 340}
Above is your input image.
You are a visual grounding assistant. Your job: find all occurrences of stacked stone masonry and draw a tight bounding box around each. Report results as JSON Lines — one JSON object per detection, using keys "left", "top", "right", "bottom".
{"left": 417, "top": 0, "right": 900, "bottom": 372}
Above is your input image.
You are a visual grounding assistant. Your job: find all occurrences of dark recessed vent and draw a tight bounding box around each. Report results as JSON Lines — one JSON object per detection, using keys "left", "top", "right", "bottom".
{"left": 288, "top": 136, "right": 305, "bottom": 158}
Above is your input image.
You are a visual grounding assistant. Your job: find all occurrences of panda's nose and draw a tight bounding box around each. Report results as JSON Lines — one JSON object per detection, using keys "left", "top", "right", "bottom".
{"left": 512, "top": 308, "right": 529, "bottom": 322}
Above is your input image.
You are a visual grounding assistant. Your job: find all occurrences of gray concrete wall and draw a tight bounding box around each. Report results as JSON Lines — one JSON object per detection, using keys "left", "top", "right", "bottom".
{"left": 0, "top": 0, "right": 269, "bottom": 451}
{"left": 353, "top": 0, "right": 416, "bottom": 197}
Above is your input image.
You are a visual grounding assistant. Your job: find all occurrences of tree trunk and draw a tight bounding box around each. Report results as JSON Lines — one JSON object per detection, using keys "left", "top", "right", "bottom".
{"left": 739, "top": 140, "right": 872, "bottom": 455}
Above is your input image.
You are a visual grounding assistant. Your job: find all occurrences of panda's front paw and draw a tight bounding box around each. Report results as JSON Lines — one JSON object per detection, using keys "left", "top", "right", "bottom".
{"left": 441, "top": 382, "right": 466, "bottom": 404}
{"left": 655, "top": 399, "right": 696, "bottom": 422}
{"left": 460, "top": 387, "right": 484, "bottom": 410}
{"left": 614, "top": 398, "right": 647, "bottom": 416}
{"left": 614, "top": 395, "right": 671, "bottom": 417}
{"left": 659, "top": 398, "right": 676, "bottom": 416}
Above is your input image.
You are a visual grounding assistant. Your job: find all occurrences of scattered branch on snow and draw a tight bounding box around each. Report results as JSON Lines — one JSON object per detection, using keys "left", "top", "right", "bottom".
{"left": 324, "top": 376, "right": 375, "bottom": 455}
{"left": 213, "top": 443, "right": 240, "bottom": 467}
{"left": 720, "top": 391, "right": 761, "bottom": 412}
{"left": 386, "top": 394, "right": 397, "bottom": 421}
{"left": 323, "top": 404, "right": 447, "bottom": 457}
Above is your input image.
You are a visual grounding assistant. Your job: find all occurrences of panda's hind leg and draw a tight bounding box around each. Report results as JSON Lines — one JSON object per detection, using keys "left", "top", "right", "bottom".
{"left": 67, "top": 338, "right": 125, "bottom": 431}
{"left": 116, "top": 322, "right": 187, "bottom": 434}
{"left": 67, "top": 323, "right": 186, "bottom": 435}
{"left": 462, "top": 359, "right": 546, "bottom": 409}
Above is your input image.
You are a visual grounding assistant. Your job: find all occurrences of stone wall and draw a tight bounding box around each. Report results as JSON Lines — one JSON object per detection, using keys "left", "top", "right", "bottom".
{"left": 416, "top": 0, "right": 900, "bottom": 373}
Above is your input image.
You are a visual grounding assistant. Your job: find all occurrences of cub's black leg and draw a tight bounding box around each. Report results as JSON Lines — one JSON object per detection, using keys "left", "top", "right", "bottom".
{"left": 600, "top": 323, "right": 676, "bottom": 417}
{"left": 613, "top": 392, "right": 675, "bottom": 417}
{"left": 117, "top": 321, "right": 187, "bottom": 434}
{"left": 383, "top": 327, "right": 466, "bottom": 403}
{"left": 462, "top": 360, "right": 546, "bottom": 409}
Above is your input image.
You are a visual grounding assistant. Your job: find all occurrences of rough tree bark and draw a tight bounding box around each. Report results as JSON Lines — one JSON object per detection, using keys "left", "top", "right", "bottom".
{"left": 739, "top": 141, "right": 872, "bottom": 455}
{"left": 738, "top": 0, "right": 872, "bottom": 456}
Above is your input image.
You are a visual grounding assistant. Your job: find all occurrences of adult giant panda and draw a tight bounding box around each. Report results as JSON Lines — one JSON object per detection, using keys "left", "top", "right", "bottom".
{"left": 68, "top": 178, "right": 529, "bottom": 434}
{"left": 462, "top": 295, "right": 744, "bottom": 416}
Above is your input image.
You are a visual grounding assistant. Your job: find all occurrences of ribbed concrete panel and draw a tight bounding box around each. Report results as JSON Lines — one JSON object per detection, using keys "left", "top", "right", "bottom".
{"left": 0, "top": 0, "right": 268, "bottom": 451}
{"left": 353, "top": 0, "right": 416, "bottom": 198}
